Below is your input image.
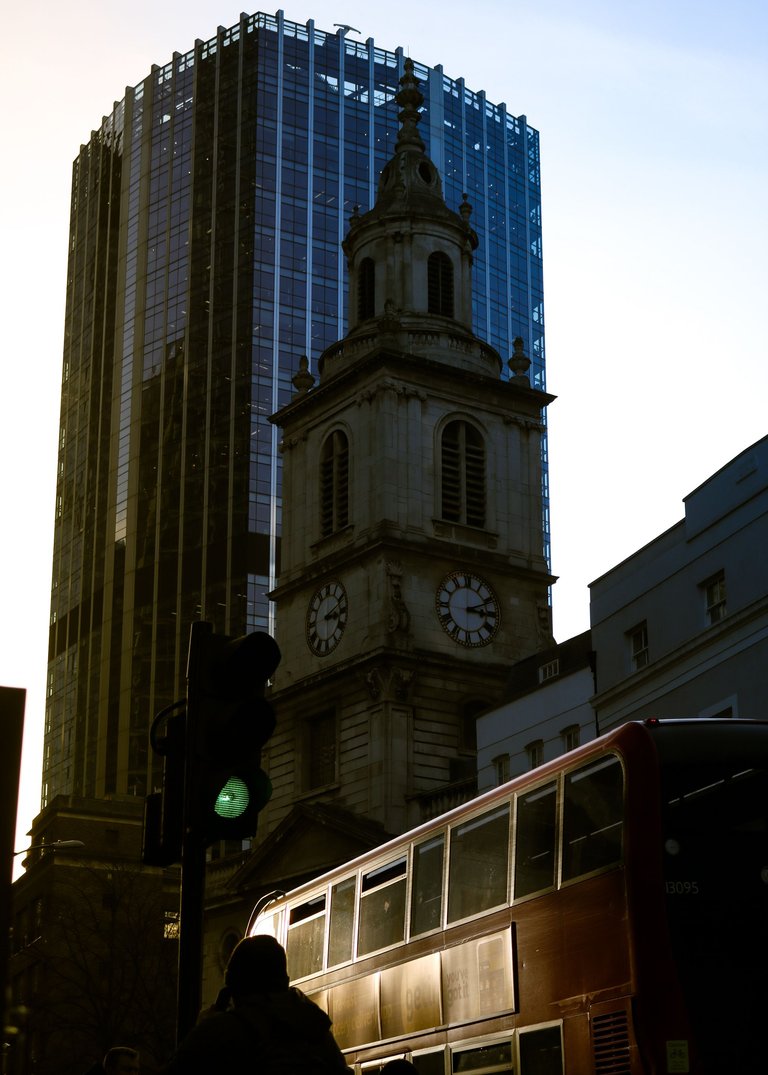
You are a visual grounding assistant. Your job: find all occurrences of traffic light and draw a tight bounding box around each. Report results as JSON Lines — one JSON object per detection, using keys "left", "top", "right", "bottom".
{"left": 187, "top": 624, "right": 281, "bottom": 845}
{"left": 143, "top": 702, "right": 186, "bottom": 867}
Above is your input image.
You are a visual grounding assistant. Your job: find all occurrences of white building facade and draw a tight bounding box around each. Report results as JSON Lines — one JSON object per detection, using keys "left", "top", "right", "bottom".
{"left": 476, "top": 631, "right": 595, "bottom": 789}
{"left": 477, "top": 434, "right": 768, "bottom": 779}
{"left": 591, "top": 435, "right": 768, "bottom": 730}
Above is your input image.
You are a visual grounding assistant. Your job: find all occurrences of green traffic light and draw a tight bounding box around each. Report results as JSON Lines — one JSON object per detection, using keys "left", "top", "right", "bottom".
{"left": 214, "top": 778, "right": 250, "bottom": 819}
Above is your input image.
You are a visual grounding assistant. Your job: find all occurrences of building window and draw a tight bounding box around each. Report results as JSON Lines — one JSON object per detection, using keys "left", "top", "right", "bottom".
{"left": 493, "top": 753, "right": 511, "bottom": 785}
{"left": 628, "top": 622, "right": 649, "bottom": 671}
{"left": 441, "top": 420, "right": 486, "bottom": 527}
{"left": 538, "top": 658, "right": 559, "bottom": 683}
{"left": 561, "top": 724, "right": 580, "bottom": 752}
{"left": 320, "top": 430, "right": 349, "bottom": 537}
{"left": 427, "top": 252, "right": 454, "bottom": 317}
{"left": 305, "top": 711, "right": 338, "bottom": 790}
{"left": 358, "top": 258, "right": 375, "bottom": 320}
{"left": 703, "top": 571, "right": 726, "bottom": 625}
{"left": 526, "top": 739, "right": 544, "bottom": 770}
{"left": 163, "top": 910, "right": 180, "bottom": 940}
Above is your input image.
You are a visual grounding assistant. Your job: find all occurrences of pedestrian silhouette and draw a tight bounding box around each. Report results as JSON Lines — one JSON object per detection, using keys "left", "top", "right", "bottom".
{"left": 165, "top": 935, "right": 351, "bottom": 1074}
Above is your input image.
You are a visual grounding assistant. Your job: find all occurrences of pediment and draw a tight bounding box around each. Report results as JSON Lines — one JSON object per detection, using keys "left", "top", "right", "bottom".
{"left": 230, "top": 801, "right": 392, "bottom": 894}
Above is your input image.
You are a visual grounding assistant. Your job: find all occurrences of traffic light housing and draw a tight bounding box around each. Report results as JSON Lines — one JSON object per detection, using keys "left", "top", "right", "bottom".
{"left": 142, "top": 703, "right": 186, "bottom": 867}
{"left": 187, "top": 624, "right": 281, "bottom": 845}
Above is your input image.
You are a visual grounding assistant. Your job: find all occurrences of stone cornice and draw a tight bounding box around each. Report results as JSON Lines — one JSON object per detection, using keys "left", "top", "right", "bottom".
{"left": 268, "top": 644, "right": 509, "bottom": 707}
{"left": 272, "top": 345, "right": 554, "bottom": 431}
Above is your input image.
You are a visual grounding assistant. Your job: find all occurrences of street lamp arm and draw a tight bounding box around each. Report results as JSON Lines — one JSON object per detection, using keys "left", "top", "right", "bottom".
{"left": 13, "top": 839, "right": 85, "bottom": 856}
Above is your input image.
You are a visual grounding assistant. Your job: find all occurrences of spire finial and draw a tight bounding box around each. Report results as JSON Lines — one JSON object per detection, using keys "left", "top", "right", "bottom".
{"left": 508, "top": 337, "right": 531, "bottom": 381}
{"left": 292, "top": 354, "right": 315, "bottom": 395}
{"left": 395, "top": 58, "right": 425, "bottom": 154}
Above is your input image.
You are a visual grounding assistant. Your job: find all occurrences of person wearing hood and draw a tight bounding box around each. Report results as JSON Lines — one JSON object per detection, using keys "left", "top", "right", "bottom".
{"left": 164, "top": 935, "right": 351, "bottom": 1075}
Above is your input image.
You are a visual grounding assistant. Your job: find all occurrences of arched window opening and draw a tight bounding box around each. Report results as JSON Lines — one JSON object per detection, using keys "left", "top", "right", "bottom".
{"left": 320, "top": 430, "right": 349, "bottom": 537}
{"left": 428, "top": 252, "right": 454, "bottom": 317}
{"left": 441, "top": 420, "right": 486, "bottom": 527}
{"left": 358, "top": 258, "right": 375, "bottom": 321}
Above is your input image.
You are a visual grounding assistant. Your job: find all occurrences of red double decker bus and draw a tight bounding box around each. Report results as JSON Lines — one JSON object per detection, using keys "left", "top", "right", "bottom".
{"left": 248, "top": 719, "right": 767, "bottom": 1073}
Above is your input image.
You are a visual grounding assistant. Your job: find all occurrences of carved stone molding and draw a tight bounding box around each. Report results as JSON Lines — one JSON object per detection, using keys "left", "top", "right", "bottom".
{"left": 279, "top": 431, "right": 308, "bottom": 452}
{"left": 357, "top": 379, "right": 427, "bottom": 406}
{"left": 502, "top": 415, "right": 545, "bottom": 432}
{"left": 386, "top": 559, "right": 411, "bottom": 634}
{"left": 363, "top": 663, "right": 416, "bottom": 702}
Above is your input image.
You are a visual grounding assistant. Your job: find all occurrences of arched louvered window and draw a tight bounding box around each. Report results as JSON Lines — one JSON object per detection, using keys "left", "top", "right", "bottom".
{"left": 441, "top": 420, "right": 486, "bottom": 527}
{"left": 358, "top": 258, "right": 375, "bottom": 321}
{"left": 320, "top": 430, "right": 349, "bottom": 537}
{"left": 428, "top": 252, "right": 454, "bottom": 317}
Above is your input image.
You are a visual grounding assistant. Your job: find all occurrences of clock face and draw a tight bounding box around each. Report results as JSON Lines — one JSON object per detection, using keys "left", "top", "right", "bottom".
{"left": 436, "top": 571, "right": 500, "bottom": 647}
{"left": 307, "top": 581, "right": 348, "bottom": 656}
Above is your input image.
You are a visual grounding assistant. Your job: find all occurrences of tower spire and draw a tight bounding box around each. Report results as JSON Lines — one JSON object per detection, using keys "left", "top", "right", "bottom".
{"left": 394, "top": 58, "right": 426, "bottom": 155}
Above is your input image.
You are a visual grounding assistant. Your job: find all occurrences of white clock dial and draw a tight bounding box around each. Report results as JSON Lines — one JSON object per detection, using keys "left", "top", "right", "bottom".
{"left": 307, "top": 581, "right": 348, "bottom": 656}
{"left": 436, "top": 571, "right": 500, "bottom": 647}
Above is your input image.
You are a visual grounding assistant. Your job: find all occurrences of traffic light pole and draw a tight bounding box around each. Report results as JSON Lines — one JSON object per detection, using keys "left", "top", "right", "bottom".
{"left": 173, "top": 620, "right": 281, "bottom": 1042}
{"left": 175, "top": 621, "right": 211, "bottom": 1042}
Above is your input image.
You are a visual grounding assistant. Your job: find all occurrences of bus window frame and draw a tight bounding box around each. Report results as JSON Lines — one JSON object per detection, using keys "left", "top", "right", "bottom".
{"left": 511, "top": 777, "right": 559, "bottom": 905}
{"left": 450, "top": 1030, "right": 516, "bottom": 1075}
{"left": 357, "top": 854, "right": 409, "bottom": 958}
{"left": 411, "top": 1045, "right": 450, "bottom": 1075}
{"left": 558, "top": 752, "right": 626, "bottom": 889}
{"left": 515, "top": 1019, "right": 564, "bottom": 1074}
{"left": 286, "top": 891, "right": 328, "bottom": 980}
{"left": 445, "top": 802, "right": 512, "bottom": 928}
{"left": 410, "top": 831, "right": 448, "bottom": 941}
{"left": 327, "top": 873, "right": 359, "bottom": 971}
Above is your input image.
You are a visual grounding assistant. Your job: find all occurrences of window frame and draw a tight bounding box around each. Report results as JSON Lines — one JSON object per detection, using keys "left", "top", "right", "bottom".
{"left": 525, "top": 739, "right": 544, "bottom": 770}
{"left": 320, "top": 428, "right": 349, "bottom": 537}
{"left": 440, "top": 419, "right": 486, "bottom": 528}
{"left": 703, "top": 570, "right": 726, "bottom": 625}
{"left": 427, "top": 251, "right": 454, "bottom": 317}
{"left": 358, "top": 257, "right": 375, "bottom": 321}
{"left": 628, "top": 621, "right": 649, "bottom": 671}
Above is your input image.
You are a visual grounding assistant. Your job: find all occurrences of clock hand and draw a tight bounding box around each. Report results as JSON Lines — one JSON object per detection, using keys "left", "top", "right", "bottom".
{"left": 324, "top": 608, "right": 339, "bottom": 621}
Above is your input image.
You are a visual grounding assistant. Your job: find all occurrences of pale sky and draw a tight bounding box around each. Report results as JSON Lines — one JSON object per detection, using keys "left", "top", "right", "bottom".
{"left": 2, "top": 0, "right": 766, "bottom": 864}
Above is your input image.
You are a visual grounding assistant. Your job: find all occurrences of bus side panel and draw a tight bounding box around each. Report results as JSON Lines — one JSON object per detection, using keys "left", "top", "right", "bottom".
{"left": 515, "top": 870, "right": 631, "bottom": 1024}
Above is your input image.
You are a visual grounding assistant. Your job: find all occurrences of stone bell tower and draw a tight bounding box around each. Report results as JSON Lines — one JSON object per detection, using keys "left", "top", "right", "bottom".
{"left": 263, "top": 59, "right": 554, "bottom": 836}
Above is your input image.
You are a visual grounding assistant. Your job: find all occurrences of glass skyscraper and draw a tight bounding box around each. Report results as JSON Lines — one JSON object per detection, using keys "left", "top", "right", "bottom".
{"left": 45, "top": 9, "right": 545, "bottom": 808}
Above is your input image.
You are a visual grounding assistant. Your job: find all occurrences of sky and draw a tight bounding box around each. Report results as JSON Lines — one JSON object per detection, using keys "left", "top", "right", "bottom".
{"left": 2, "top": 0, "right": 766, "bottom": 863}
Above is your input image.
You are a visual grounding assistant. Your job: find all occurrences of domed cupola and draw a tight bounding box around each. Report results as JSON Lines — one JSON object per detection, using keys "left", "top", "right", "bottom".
{"left": 331, "top": 59, "right": 501, "bottom": 380}
{"left": 371, "top": 58, "right": 452, "bottom": 220}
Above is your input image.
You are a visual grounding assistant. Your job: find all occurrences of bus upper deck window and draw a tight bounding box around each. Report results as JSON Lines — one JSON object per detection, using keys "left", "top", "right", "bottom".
{"left": 447, "top": 805, "right": 510, "bottom": 923}
{"left": 514, "top": 781, "right": 557, "bottom": 899}
{"left": 286, "top": 894, "right": 326, "bottom": 980}
{"left": 358, "top": 858, "right": 407, "bottom": 956}
{"left": 411, "top": 834, "right": 445, "bottom": 936}
{"left": 562, "top": 755, "right": 624, "bottom": 882}
{"left": 328, "top": 875, "right": 356, "bottom": 967}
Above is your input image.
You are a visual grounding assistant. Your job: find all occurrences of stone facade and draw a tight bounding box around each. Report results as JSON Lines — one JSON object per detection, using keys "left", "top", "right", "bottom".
{"left": 264, "top": 61, "right": 553, "bottom": 839}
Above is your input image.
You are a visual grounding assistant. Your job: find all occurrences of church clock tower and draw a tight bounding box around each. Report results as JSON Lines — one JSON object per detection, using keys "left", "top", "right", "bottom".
{"left": 266, "top": 60, "right": 554, "bottom": 836}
